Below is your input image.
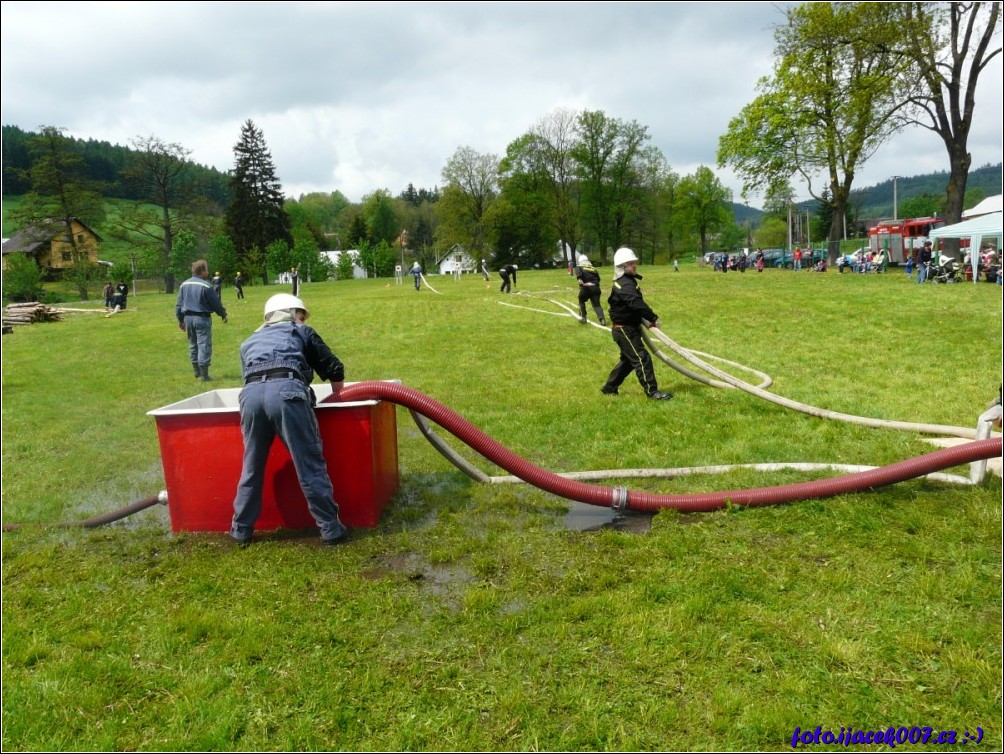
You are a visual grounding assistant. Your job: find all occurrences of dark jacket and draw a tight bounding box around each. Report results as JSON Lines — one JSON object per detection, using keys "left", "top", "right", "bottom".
{"left": 576, "top": 264, "right": 601, "bottom": 287}
{"left": 500, "top": 264, "right": 518, "bottom": 283}
{"left": 240, "top": 322, "right": 344, "bottom": 385}
{"left": 175, "top": 276, "right": 228, "bottom": 324}
{"left": 607, "top": 272, "right": 658, "bottom": 327}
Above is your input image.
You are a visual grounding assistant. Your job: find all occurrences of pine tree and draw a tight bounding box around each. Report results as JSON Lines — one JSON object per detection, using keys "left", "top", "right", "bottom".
{"left": 224, "top": 120, "right": 292, "bottom": 284}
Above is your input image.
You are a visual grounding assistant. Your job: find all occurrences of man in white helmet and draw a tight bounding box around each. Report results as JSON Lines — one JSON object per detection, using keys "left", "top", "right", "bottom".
{"left": 600, "top": 248, "right": 673, "bottom": 400}
{"left": 574, "top": 254, "right": 607, "bottom": 326}
{"left": 230, "top": 293, "right": 349, "bottom": 547}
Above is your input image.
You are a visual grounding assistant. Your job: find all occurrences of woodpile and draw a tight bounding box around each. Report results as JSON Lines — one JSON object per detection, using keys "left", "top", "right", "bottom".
{"left": 2, "top": 301, "right": 64, "bottom": 330}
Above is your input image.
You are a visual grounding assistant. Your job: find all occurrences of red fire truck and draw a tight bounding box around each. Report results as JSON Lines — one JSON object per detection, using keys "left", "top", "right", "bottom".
{"left": 868, "top": 216, "right": 946, "bottom": 264}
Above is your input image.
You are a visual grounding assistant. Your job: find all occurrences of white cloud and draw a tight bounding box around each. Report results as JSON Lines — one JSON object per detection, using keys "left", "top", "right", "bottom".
{"left": 2, "top": 1, "right": 1000, "bottom": 206}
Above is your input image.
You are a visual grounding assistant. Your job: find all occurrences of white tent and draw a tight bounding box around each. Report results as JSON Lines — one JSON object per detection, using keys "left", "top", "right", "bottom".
{"left": 962, "top": 194, "right": 1002, "bottom": 218}
{"left": 929, "top": 210, "right": 1002, "bottom": 283}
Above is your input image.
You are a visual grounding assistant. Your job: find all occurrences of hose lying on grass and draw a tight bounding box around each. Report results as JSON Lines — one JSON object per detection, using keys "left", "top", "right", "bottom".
{"left": 339, "top": 380, "right": 1001, "bottom": 514}
{"left": 505, "top": 290, "right": 998, "bottom": 441}
{"left": 2, "top": 491, "right": 168, "bottom": 531}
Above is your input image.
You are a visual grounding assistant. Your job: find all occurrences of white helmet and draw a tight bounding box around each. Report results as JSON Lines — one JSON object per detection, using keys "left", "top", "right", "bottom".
{"left": 578, "top": 254, "right": 590, "bottom": 265}
{"left": 264, "top": 293, "right": 309, "bottom": 320}
{"left": 613, "top": 247, "right": 639, "bottom": 266}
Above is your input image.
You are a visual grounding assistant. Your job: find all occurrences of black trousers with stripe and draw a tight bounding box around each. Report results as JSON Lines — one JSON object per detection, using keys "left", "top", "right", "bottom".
{"left": 602, "top": 324, "right": 659, "bottom": 396}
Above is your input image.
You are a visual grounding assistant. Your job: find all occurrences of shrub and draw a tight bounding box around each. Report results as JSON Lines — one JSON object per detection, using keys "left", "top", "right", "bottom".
{"left": 2, "top": 254, "right": 44, "bottom": 303}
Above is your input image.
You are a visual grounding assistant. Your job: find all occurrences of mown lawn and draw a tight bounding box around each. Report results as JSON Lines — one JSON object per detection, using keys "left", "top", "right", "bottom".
{"left": 2, "top": 264, "right": 1001, "bottom": 751}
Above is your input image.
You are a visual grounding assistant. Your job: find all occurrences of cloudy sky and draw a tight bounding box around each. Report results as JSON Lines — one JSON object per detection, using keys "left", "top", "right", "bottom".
{"left": 1, "top": 1, "right": 1001, "bottom": 208}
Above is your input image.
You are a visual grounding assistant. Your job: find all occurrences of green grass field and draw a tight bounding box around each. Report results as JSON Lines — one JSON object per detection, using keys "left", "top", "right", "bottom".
{"left": 2, "top": 264, "right": 1001, "bottom": 751}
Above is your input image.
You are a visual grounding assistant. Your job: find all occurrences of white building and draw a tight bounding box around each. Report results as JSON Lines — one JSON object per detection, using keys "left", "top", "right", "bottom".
{"left": 436, "top": 244, "right": 476, "bottom": 275}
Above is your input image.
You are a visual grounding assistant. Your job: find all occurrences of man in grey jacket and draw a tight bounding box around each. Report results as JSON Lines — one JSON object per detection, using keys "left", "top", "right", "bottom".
{"left": 175, "top": 259, "right": 228, "bottom": 381}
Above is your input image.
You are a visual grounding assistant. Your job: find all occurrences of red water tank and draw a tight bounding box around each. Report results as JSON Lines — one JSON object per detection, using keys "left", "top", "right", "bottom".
{"left": 148, "top": 383, "right": 399, "bottom": 532}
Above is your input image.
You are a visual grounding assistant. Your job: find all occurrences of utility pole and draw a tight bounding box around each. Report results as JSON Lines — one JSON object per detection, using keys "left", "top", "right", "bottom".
{"left": 892, "top": 176, "right": 900, "bottom": 221}
{"left": 130, "top": 253, "right": 138, "bottom": 298}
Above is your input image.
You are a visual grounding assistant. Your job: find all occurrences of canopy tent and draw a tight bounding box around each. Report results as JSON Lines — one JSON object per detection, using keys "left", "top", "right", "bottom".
{"left": 929, "top": 210, "right": 1002, "bottom": 284}
{"left": 962, "top": 194, "right": 1002, "bottom": 218}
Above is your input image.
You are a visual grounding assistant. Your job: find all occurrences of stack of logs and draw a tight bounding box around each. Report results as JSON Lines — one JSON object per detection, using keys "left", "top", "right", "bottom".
{"left": 3, "top": 301, "right": 64, "bottom": 332}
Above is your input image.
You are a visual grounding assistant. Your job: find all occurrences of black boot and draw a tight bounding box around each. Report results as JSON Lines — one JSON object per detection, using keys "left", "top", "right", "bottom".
{"left": 193, "top": 364, "right": 201, "bottom": 379}
{"left": 199, "top": 365, "right": 213, "bottom": 382}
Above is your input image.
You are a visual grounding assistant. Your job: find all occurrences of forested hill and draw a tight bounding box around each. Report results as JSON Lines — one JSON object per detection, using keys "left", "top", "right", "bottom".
{"left": 3, "top": 124, "right": 999, "bottom": 221}
{"left": 844, "top": 162, "right": 1002, "bottom": 217}
{"left": 1, "top": 125, "right": 230, "bottom": 205}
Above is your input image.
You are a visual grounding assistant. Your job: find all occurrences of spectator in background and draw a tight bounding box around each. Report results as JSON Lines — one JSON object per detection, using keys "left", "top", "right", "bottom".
{"left": 917, "top": 241, "right": 933, "bottom": 284}
{"left": 102, "top": 281, "right": 115, "bottom": 310}
{"left": 212, "top": 271, "right": 223, "bottom": 297}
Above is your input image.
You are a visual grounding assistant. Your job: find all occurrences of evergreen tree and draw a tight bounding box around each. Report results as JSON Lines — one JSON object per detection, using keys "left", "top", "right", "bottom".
{"left": 224, "top": 120, "right": 292, "bottom": 284}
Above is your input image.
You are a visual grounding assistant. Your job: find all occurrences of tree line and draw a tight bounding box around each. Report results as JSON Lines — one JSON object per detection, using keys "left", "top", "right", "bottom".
{"left": 3, "top": 1, "right": 998, "bottom": 301}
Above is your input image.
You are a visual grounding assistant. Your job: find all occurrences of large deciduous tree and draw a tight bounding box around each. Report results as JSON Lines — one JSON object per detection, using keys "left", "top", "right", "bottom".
{"left": 718, "top": 2, "right": 913, "bottom": 251}
{"left": 896, "top": 2, "right": 1001, "bottom": 226}
{"left": 572, "top": 111, "right": 650, "bottom": 264}
{"left": 675, "top": 166, "right": 733, "bottom": 255}
{"left": 508, "top": 108, "right": 582, "bottom": 267}
{"left": 224, "top": 120, "right": 292, "bottom": 284}
{"left": 438, "top": 146, "right": 499, "bottom": 259}
{"left": 116, "top": 135, "right": 193, "bottom": 294}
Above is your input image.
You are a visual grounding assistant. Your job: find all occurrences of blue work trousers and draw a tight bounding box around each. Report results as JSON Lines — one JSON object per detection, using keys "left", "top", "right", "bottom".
{"left": 230, "top": 379, "right": 344, "bottom": 541}
{"left": 185, "top": 315, "right": 213, "bottom": 368}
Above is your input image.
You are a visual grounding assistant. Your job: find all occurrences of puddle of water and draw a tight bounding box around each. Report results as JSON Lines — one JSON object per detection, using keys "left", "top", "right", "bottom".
{"left": 563, "top": 501, "right": 654, "bottom": 533}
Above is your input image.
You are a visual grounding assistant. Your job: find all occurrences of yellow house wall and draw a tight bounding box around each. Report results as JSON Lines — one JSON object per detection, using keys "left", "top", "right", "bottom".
{"left": 40, "top": 219, "right": 100, "bottom": 270}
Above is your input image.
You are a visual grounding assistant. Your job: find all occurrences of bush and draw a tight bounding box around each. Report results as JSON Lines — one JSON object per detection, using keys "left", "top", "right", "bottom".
{"left": 2, "top": 254, "right": 44, "bottom": 303}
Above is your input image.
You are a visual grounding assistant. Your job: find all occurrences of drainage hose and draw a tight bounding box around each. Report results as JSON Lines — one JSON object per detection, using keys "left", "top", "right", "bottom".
{"left": 338, "top": 381, "right": 1001, "bottom": 513}
{"left": 2, "top": 491, "right": 168, "bottom": 532}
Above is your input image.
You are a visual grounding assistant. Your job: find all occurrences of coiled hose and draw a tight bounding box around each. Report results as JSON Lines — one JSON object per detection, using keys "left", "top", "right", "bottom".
{"left": 337, "top": 381, "right": 1001, "bottom": 513}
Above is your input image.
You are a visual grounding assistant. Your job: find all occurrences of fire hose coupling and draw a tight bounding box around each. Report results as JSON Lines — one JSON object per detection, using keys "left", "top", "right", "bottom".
{"left": 157, "top": 490, "right": 169, "bottom": 505}
{"left": 611, "top": 486, "right": 629, "bottom": 511}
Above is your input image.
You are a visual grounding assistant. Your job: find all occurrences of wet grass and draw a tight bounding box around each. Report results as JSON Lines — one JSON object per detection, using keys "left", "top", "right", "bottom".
{"left": 2, "top": 265, "right": 1002, "bottom": 751}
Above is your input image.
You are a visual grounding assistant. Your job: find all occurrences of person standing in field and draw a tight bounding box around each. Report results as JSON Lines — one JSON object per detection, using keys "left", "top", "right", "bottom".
{"left": 175, "top": 259, "right": 228, "bottom": 381}
{"left": 600, "top": 247, "right": 673, "bottom": 401}
{"left": 574, "top": 254, "right": 606, "bottom": 326}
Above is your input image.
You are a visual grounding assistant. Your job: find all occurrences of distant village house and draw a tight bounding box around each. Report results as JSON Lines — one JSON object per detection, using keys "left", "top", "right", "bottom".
{"left": 1, "top": 218, "right": 102, "bottom": 276}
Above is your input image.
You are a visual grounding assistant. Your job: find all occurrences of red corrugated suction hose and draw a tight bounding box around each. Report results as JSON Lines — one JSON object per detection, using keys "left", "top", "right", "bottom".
{"left": 337, "top": 381, "right": 1001, "bottom": 513}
